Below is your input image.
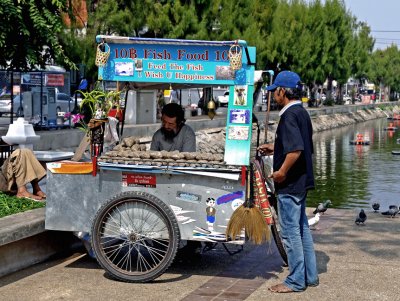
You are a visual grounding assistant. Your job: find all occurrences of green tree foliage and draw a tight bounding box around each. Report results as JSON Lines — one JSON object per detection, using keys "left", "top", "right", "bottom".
{"left": 370, "top": 45, "right": 400, "bottom": 100}
{"left": 351, "top": 21, "right": 374, "bottom": 82}
{"left": 264, "top": 1, "right": 319, "bottom": 78}
{"left": 319, "top": 0, "right": 353, "bottom": 98}
{"left": 59, "top": 0, "right": 398, "bottom": 98}
{"left": 0, "top": 0, "right": 75, "bottom": 71}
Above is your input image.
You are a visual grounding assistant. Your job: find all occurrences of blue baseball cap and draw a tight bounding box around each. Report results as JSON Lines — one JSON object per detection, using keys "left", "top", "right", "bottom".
{"left": 266, "top": 71, "right": 301, "bottom": 91}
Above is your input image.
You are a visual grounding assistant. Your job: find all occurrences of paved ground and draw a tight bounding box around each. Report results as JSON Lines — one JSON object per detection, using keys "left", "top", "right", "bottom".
{"left": 1, "top": 102, "right": 399, "bottom": 300}
{"left": 1, "top": 207, "right": 399, "bottom": 301}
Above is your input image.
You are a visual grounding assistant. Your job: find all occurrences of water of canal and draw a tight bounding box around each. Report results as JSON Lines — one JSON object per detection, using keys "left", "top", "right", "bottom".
{"left": 307, "top": 117, "right": 400, "bottom": 210}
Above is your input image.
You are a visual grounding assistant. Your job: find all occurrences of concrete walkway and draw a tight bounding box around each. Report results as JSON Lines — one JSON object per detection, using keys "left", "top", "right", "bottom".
{"left": 0, "top": 207, "right": 399, "bottom": 300}
{"left": 1, "top": 102, "right": 399, "bottom": 299}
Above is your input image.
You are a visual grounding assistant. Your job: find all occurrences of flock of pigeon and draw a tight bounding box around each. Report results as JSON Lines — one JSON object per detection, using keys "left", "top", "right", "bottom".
{"left": 355, "top": 203, "right": 400, "bottom": 225}
{"left": 307, "top": 200, "right": 399, "bottom": 229}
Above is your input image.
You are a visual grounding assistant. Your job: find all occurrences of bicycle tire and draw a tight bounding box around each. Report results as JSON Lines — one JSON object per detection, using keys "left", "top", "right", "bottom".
{"left": 252, "top": 158, "right": 288, "bottom": 265}
{"left": 271, "top": 206, "right": 288, "bottom": 265}
{"left": 91, "top": 191, "right": 180, "bottom": 282}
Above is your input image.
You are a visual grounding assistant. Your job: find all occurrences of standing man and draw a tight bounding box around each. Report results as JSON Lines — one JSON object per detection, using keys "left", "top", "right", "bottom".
{"left": 258, "top": 71, "right": 319, "bottom": 293}
{"left": 151, "top": 102, "right": 196, "bottom": 152}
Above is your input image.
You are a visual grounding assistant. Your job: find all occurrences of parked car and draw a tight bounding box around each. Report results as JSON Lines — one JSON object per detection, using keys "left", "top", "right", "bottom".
{"left": 0, "top": 93, "right": 74, "bottom": 117}
{"left": 0, "top": 94, "right": 13, "bottom": 117}
{"left": 217, "top": 90, "right": 229, "bottom": 107}
{"left": 0, "top": 94, "right": 24, "bottom": 117}
{"left": 343, "top": 94, "right": 351, "bottom": 104}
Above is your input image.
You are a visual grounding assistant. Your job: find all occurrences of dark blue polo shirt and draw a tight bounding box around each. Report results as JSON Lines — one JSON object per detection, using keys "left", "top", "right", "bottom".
{"left": 273, "top": 103, "right": 314, "bottom": 193}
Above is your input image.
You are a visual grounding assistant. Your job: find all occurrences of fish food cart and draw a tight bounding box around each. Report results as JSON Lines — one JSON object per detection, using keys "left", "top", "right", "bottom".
{"left": 45, "top": 36, "right": 265, "bottom": 282}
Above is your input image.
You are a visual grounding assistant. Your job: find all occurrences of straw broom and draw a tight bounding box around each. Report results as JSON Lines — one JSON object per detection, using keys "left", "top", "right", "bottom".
{"left": 226, "top": 164, "right": 269, "bottom": 244}
{"left": 225, "top": 168, "right": 250, "bottom": 240}
{"left": 226, "top": 72, "right": 274, "bottom": 244}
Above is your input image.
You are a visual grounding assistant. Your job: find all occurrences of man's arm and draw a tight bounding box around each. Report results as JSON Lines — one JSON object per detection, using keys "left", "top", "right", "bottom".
{"left": 150, "top": 132, "right": 160, "bottom": 151}
{"left": 181, "top": 126, "right": 196, "bottom": 152}
{"left": 270, "top": 150, "right": 301, "bottom": 183}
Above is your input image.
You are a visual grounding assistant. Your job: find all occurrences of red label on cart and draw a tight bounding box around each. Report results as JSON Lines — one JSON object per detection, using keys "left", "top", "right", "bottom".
{"left": 122, "top": 173, "right": 156, "bottom": 188}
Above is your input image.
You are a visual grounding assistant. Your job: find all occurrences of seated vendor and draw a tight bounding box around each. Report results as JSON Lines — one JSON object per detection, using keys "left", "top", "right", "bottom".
{"left": 150, "top": 103, "right": 196, "bottom": 152}
{"left": 0, "top": 148, "right": 46, "bottom": 201}
{"left": 151, "top": 103, "right": 201, "bottom": 255}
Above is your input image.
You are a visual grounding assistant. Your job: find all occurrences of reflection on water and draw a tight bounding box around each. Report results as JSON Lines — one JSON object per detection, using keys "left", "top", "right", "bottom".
{"left": 308, "top": 117, "right": 400, "bottom": 210}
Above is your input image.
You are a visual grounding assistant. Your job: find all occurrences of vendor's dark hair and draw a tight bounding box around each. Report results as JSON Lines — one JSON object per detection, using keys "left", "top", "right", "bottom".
{"left": 282, "top": 81, "right": 303, "bottom": 100}
{"left": 162, "top": 103, "right": 186, "bottom": 125}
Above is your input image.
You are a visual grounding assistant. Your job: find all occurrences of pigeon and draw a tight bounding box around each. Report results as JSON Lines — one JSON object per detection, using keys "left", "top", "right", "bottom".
{"left": 355, "top": 209, "right": 367, "bottom": 225}
{"left": 313, "top": 200, "right": 332, "bottom": 215}
{"left": 308, "top": 213, "right": 320, "bottom": 230}
{"left": 372, "top": 202, "right": 380, "bottom": 212}
{"left": 381, "top": 205, "right": 399, "bottom": 218}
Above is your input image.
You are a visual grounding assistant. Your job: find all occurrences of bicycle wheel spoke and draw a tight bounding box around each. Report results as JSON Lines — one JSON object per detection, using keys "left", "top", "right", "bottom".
{"left": 104, "top": 240, "right": 129, "bottom": 258}
{"left": 115, "top": 244, "right": 132, "bottom": 268}
{"left": 136, "top": 248, "right": 153, "bottom": 272}
{"left": 139, "top": 239, "right": 167, "bottom": 264}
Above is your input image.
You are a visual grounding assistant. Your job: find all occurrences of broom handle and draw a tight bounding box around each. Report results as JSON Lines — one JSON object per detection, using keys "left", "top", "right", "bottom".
{"left": 244, "top": 164, "right": 255, "bottom": 208}
{"left": 264, "top": 71, "right": 274, "bottom": 143}
{"left": 244, "top": 167, "right": 251, "bottom": 207}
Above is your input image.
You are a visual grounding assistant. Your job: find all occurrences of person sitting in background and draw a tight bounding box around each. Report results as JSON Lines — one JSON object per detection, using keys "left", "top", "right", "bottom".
{"left": 151, "top": 103, "right": 196, "bottom": 152}
{"left": 0, "top": 85, "right": 7, "bottom": 97}
{"left": 0, "top": 148, "right": 46, "bottom": 200}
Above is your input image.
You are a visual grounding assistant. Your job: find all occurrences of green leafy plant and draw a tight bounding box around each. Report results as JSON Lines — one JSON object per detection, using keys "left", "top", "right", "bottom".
{"left": 67, "top": 82, "right": 123, "bottom": 134}
{"left": 77, "top": 89, "right": 120, "bottom": 120}
{"left": 0, "top": 193, "right": 45, "bottom": 218}
{"left": 324, "top": 99, "right": 335, "bottom": 106}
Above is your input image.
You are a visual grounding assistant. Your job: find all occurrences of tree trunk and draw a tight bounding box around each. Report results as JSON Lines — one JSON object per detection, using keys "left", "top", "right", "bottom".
{"left": 327, "top": 76, "right": 333, "bottom": 103}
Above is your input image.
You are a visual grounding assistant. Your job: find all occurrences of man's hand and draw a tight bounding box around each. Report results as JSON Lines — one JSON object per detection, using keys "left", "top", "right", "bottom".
{"left": 269, "top": 170, "right": 286, "bottom": 183}
{"left": 269, "top": 151, "right": 301, "bottom": 183}
{"left": 257, "top": 143, "right": 274, "bottom": 155}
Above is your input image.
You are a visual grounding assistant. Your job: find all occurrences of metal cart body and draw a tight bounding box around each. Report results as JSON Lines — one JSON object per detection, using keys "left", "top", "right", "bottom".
{"left": 45, "top": 36, "right": 261, "bottom": 282}
{"left": 46, "top": 165, "right": 245, "bottom": 243}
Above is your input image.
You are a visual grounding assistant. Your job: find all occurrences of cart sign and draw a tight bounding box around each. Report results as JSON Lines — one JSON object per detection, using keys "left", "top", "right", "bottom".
{"left": 96, "top": 36, "right": 255, "bottom": 86}
{"left": 122, "top": 173, "right": 156, "bottom": 188}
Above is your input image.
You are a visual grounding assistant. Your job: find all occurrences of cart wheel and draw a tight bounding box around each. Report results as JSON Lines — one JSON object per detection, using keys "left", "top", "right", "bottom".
{"left": 91, "top": 191, "right": 180, "bottom": 282}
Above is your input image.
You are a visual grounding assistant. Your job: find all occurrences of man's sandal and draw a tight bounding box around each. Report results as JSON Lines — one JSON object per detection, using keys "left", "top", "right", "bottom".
{"left": 268, "top": 283, "right": 295, "bottom": 293}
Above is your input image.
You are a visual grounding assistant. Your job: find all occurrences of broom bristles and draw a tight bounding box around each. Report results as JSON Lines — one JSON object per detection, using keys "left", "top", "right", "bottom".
{"left": 226, "top": 205, "right": 271, "bottom": 244}
{"left": 245, "top": 207, "right": 271, "bottom": 244}
{"left": 226, "top": 205, "right": 247, "bottom": 240}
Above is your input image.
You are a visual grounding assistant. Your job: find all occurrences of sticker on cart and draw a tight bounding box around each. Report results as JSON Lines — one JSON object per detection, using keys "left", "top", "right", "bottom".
{"left": 227, "top": 125, "right": 249, "bottom": 140}
{"left": 216, "top": 191, "right": 244, "bottom": 205}
{"left": 122, "top": 173, "right": 156, "bottom": 188}
{"left": 231, "top": 198, "right": 244, "bottom": 211}
{"left": 115, "top": 61, "right": 134, "bottom": 76}
{"left": 229, "top": 109, "right": 250, "bottom": 124}
{"left": 205, "top": 197, "right": 217, "bottom": 231}
{"left": 234, "top": 85, "right": 247, "bottom": 106}
{"left": 170, "top": 205, "right": 196, "bottom": 224}
{"left": 176, "top": 191, "right": 201, "bottom": 203}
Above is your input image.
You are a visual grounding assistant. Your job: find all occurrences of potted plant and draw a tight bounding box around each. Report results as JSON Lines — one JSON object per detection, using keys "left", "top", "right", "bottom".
{"left": 66, "top": 85, "right": 121, "bottom": 131}
{"left": 65, "top": 84, "right": 122, "bottom": 162}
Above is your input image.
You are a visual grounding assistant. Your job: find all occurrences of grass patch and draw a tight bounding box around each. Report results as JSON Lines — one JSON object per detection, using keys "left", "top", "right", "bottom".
{"left": 0, "top": 192, "right": 45, "bottom": 218}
